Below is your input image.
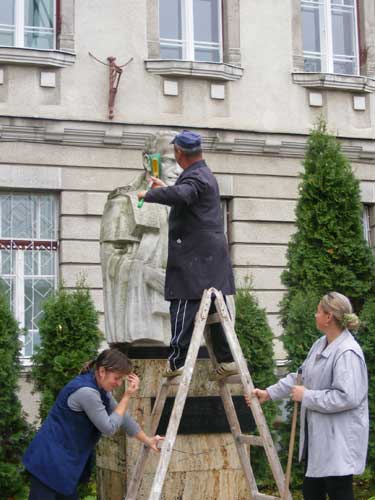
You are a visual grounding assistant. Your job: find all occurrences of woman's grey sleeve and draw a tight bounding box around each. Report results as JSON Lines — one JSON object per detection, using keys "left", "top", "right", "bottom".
{"left": 108, "top": 393, "right": 141, "bottom": 437}
{"left": 68, "top": 387, "right": 140, "bottom": 437}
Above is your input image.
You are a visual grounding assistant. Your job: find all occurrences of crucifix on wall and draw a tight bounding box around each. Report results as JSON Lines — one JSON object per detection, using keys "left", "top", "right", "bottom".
{"left": 89, "top": 52, "right": 134, "bottom": 120}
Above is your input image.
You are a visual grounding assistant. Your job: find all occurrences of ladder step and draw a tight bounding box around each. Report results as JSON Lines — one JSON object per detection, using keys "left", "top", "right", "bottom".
{"left": 254, "top": 494, "right": 280, "bottom": 500}
{"left": 238, "top": 434, "right": 264, "bottom": 447}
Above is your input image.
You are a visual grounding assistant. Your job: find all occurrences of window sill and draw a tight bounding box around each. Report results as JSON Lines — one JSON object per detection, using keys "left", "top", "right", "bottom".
{"left": 292, "top": 72, "right": 375, "bottom": 93}
{"left": 145, "top": 59, "right": 244, "bottom": 81}
{"left": 0, "top": 47, "right": 76, "bottom": 68}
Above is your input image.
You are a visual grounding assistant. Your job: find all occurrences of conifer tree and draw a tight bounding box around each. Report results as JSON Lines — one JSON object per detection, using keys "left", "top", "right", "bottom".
{"left": 31, "top": 280, "right": 102, "bottom": 420}
{"left": 282, "top": 119, "right": 375, "bottom": 314}
{"left": 280, "top": 120, "right": 375, "bottom": 487}
{"left": 0, "top": 292, "right": 32, "bottom": 498}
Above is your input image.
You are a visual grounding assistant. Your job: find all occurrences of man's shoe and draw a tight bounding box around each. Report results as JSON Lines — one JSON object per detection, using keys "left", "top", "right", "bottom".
{"left": 163, "top": 365, "right": 185, "bottom": 378}
{"left": 213, "top": 361, "right": 238, "bottom": 380}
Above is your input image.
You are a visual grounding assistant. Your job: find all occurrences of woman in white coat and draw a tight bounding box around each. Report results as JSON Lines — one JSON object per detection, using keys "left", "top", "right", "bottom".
{"left": 249, "top": 292, "right": 369, "bottom": 500}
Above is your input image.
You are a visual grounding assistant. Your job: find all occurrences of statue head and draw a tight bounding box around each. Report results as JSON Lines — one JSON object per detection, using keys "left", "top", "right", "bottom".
{"left": 143, "top": 131, "right": 182, "bottom": 186}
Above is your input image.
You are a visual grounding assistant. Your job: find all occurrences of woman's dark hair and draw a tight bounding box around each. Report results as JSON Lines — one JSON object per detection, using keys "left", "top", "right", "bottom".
{"left": 80, "top": 348, "right": 132, "bottom": 374}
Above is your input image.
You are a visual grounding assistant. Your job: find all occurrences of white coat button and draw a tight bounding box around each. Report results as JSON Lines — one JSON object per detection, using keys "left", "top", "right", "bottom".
{"left": 176, "top": 238, "right": 182, "bottom": 244}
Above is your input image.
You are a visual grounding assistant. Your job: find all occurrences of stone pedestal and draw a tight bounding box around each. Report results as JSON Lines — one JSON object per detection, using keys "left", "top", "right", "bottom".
{"left": 96, "top": 358, "right": 251, "bottom": 500}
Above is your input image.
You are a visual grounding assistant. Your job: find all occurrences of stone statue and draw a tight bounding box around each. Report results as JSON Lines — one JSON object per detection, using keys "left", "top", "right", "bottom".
{"left": 100, "top": 131, "right": 181, "bottom": 345}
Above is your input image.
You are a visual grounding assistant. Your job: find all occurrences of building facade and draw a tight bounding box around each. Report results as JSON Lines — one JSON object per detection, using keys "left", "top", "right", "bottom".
{"left": 1, "top": 0, "right": 375, "bottom": 407}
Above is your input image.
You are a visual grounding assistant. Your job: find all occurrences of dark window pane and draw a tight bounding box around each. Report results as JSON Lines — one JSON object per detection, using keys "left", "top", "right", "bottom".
{"left": 160, "top": 0, "right": 182, "bottom": 40}
{"left": 25, "top": 0, "right": 53, "bottom": 28}
{"left": 301, "top": 5, "right": 321, "bottom": 53}
{"left": 160, "top": 46, "right": 183, "bottom": 59}
{"left": 193, "top": 0, "right": 219, "bottom": 43}
{"left": 195, "top": 47, "right": 220, "bottom": 62}
{"left": 0, "top": 0, "right": 14, "bottom": 47}
{"left": 304, "top": 57, "right": 321, "bottom": 72}
{"left": 332, "top": 8, "right": 355, "bottom": 57}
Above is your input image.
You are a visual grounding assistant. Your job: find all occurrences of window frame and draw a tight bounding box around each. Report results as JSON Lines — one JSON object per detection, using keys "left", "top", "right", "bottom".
{"left": 0, "top": 0, "right": 75, "bottom": 68}
{"left": 0, "top": 0, "right": 56, "bottom": 51}
{"left": 159, "top": 0, "right": 223, "bottom": 63}
{"left": 0, "top": 192, "right": 59, "bottom": 365}
{"left": 301, "top": 0, "right": 360, "bottom": 76}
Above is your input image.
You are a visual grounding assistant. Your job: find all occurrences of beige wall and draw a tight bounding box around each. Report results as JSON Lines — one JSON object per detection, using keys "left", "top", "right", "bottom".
{"left": 0, "top": 1, "right": 374, "bottom": 386}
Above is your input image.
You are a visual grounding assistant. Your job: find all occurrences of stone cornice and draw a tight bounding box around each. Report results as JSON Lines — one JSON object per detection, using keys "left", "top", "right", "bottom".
{"left": 0, "top": 123, "right": 375, "bottom": 162}
{"left": 0, "top": 47, "right": 76, "bottom": 68}
{"left": 145, "top": 59, "right": 244, "bottom": 81}
{"left": 292, "top": 72, "right": 375, "bottom": 93}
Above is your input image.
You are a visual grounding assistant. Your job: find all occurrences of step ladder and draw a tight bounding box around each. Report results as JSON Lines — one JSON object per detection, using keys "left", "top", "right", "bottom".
{"left": 124, "top": 288, "right": 291, "bottom": 500}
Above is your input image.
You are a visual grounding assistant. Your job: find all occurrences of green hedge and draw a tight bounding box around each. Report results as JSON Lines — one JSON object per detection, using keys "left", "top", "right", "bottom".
{"left": 0, "top": 292, "right": 32, "bottom": 498}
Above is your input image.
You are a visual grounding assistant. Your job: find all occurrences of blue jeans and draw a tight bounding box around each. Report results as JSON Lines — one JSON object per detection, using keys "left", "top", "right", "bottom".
{"left": 29, "top": 474, "right": 79, "bottom": 500}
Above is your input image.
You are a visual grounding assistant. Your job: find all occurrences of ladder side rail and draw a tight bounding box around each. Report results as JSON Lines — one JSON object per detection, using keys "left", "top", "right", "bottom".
{"left": 148, "top": 290, "right": 212, "bottom": 500}
{"left": 124, "top": 381, "right": 172, "bottom": 500}
{"left": 203, "top": 325, "right": 257, "bottom": 498}
{"left": 213, "top": 290, "right": 292, "bottom": 500}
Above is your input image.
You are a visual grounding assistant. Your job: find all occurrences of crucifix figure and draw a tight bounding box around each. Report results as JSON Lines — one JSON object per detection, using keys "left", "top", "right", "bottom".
{"left": 89, "top": 52, "right": 133, "bottom": 120}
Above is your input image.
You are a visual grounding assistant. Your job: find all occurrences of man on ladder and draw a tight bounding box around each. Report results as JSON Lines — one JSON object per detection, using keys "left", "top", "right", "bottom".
{"left": 138, "top": 129, "right": 237, "bottom": 379}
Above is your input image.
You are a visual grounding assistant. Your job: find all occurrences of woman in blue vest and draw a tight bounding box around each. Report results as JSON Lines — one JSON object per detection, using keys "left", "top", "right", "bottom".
{"left": 23, "top": 348, "right": 163, "bottom": 500}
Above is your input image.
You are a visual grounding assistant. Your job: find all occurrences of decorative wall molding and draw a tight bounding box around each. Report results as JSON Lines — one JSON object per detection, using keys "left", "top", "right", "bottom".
{"left": 292, "top": 72, "right": 375, "bottom": 93}
{"left": 0, "top": 122, "right": 374, "bottom": 162}
{"left": 145, "top": 60, "right": 244, "bottom": 81}
{"left": 0, "top": 47, "right": 76, "bottom": 68}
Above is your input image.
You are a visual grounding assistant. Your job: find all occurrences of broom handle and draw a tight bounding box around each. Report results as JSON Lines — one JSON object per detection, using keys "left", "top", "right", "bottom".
{"left": 283, "top": 368, "right": 303, "bottom": 500}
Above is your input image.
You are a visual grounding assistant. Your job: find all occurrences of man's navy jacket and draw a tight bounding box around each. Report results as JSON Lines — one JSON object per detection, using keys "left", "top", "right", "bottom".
{"left": 145, "top": 159, "right": 235, "bottom": 300}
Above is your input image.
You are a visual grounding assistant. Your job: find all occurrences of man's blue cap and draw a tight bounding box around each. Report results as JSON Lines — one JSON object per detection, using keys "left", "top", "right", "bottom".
{"left": 171, "top": 130, "right": 202, "bottom": 151}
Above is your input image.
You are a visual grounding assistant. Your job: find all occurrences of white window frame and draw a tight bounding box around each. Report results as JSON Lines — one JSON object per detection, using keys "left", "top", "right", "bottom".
{"left": 160, "top": 0, "right": 223, "bottom": 62}
{"left": 362, "top": 204, "right": 371, "bottom": 246}
{"left": 301, "top": 0, "right": 359, "bottom": 75}
{"left": 0, "top": 0, "right": 56, "bottom": 50}
{"left": 0, "top": 193, "right": 59, "bottom": 365}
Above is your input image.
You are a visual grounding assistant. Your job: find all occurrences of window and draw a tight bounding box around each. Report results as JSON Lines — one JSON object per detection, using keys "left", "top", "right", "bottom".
{"left": 301, "top": 0, "right": 359, "bottom": 75}
{"left": 159, "top": 0, "right": 222, "bottom": 62}
{"left": 362, "top": 204, "right": 372, "bottom": 246}
{"left": 0, "top": 193, "right": 58, "bottom": 362}
{"left": 0, "top": 0, "right": 55, "bottom": 50}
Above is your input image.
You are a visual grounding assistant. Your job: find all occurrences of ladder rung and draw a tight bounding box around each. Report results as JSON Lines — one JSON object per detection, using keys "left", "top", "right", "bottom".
{"left": 238, "top": 434, "right": 264, "bottom": 447}
{"left": 254, "top": 494, "right": 280, "bottom": 500}
{"left": 206, "top": 312, "right": 220, "bottom": 324}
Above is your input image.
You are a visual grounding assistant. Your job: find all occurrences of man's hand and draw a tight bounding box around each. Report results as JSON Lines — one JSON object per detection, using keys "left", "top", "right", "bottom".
{"left": 291, "top": 385, "right": 305, "bottom": 402}
{"left": 137, "top": 190, "right": 147, "bottom": 200}
{"left": 150, "top": 177, "right": 167, "bottom": 188}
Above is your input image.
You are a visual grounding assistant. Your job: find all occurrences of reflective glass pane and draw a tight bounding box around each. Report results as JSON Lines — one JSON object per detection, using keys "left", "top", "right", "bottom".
{"left": 160, "top": 0, "right": 182, "bottom": 40}
{"left": 160, "top": 45, "right": 183, "bottom": 59}
{"left": 0, "top": 0, "right": 14, "bottom": 25}
{"left": 333, "top": 59, "right": 355, "bottom": 74}
{"left": 0, "top": 194, "right": 12, "bottom": 238}
{"left": 301, "top": 5, "right": 321, "bottom": 53}
{"left": 25, "top": 0, "right": 53, "bottom": 28}
{"left": 25, "top": 277, "right": 53, "bottom": 330}
{"left": 0, "top": 249, "right": 15, "bottom": 275}
{"left": 194, "top": 0, "right": 219, "bottom": 43}
{"left": 24, "top": 0, "right": 54, "bottom": 49}
{"left": 24, "top": 250, "right": 37, "bottom": 276}
{"left": 39, "top": 195, "right": 56, "bottom": 239}
{"left": 195, "top": 47, "right": 220, "bottom": 62}
{"left": 40, "top": 250, "right": 55, "bottom": 275}
{"left": 10, "top": 194, "right": 33, "bottom": 238}
{"left": 304, "top": 56, "right": 322, "bottom": 72}
{"left": 0, "top": 277, "right": 15, "bottom": 310}
{"left": 332, "top": 8, "right": 356, "bottom": 57}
